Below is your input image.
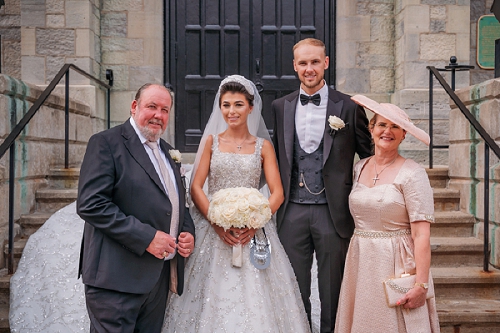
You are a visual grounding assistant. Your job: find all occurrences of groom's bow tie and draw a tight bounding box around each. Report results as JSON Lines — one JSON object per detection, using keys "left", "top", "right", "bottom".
{"left": 300, "top": 93, "right": 321, "bottom": 106}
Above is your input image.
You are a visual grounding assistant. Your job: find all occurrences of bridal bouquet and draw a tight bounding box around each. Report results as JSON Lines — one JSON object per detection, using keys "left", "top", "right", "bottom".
{"left": 208, "top": 187, "right": 272, "bottom": 267}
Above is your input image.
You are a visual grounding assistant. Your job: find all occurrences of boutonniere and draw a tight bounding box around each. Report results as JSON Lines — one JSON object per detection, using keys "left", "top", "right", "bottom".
{"left": 169, "top": 149, "right": 182, "bottom": 163}
{"left": 328, "top": 115, "right": 347, "bottom": 135}
{"left": 179, "top": 166, "right": 191, "bottom": 207}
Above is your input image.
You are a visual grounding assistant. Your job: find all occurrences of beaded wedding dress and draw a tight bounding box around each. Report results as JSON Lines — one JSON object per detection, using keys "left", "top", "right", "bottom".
{"left": 163, "top": 136, "right": 311, "bottom": 333}
{"left": 9, "top": 202, "right": 89, "bottom": 332}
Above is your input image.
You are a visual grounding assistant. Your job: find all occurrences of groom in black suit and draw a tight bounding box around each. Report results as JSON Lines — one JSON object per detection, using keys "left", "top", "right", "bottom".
{"left": 272, "top": 38, "right": 372, "bottom": 332}
{"left": 77, "top": 83, "right": 195, "bottom": 332}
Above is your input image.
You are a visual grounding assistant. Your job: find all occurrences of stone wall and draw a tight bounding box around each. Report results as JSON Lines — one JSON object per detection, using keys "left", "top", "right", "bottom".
{"left": 451, "top": 78, "right": 500, "bottom": 267}
{"left": 0, "top": 74, "right": 95, "bottom": 249}
{"left": 20, "top": 0, "right": 102, "bottom": 85}
{"left": 101, "top": 0, "right": 164, "bottom": 123}
{"left": 0, "top": 0, "right": 21, "bottom": 79}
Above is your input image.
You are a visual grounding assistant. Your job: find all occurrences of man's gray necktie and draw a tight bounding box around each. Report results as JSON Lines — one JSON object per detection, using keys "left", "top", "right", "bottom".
{"left": 146, "top": 141, "right": 180, "bottom": 293}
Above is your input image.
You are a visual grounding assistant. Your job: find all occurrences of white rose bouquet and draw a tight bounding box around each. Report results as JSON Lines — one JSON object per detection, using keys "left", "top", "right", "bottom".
{"left": 208, "top": 187, "right": 272, "bottom": 267}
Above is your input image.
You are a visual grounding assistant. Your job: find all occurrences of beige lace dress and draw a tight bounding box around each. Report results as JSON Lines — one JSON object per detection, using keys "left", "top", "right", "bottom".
{"left": 335, "top": 158, "right": 440, "bottom": 333}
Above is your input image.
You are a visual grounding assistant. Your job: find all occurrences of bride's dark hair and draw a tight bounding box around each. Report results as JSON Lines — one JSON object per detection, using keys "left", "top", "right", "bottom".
{"left": 219, "top": 82, "right": 255, "bottom": 106}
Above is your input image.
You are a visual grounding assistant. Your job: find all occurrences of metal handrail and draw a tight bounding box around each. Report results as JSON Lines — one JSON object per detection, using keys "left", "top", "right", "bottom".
{"left": 0, "top": 63, "right": 113, "bottom": 274}
{"left": 427, "top": 65, "right": 500, "bottom": 272}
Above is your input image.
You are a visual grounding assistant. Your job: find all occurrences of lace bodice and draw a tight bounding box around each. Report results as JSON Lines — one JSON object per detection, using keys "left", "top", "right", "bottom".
{"left": 207, "top": 135, "right": 264, "bottom": 195}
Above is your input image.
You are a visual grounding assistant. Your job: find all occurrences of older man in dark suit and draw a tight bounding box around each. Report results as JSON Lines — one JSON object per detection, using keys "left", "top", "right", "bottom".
{"left": 272, "top": 38, "right": 372, "bottom": 332}
{"left": 77, "top": 83, "right": 195, "bottom": 333}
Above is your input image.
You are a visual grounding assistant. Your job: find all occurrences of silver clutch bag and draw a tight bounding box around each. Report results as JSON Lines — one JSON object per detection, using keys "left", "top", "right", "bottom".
{"left": 249, "top": 228, "right": 271, "bottom": 269}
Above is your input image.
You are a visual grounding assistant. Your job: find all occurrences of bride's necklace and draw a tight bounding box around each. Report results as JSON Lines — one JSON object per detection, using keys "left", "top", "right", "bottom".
{"left": 372, "top": 156, "right": 398, "bottom": 185}
{"left": 232, "top": 136, "right": 248, "bottom": 151}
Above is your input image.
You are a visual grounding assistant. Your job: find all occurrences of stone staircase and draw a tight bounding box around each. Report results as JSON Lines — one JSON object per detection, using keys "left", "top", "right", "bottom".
{"left": 428, "top": 168, "right": 500, "bottom": 333}
{"left": 0, "top": 167, "right": 498, "bottom": 332}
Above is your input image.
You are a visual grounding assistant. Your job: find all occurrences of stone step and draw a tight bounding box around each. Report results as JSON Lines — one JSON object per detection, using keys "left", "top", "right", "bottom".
{"left": 432, "top": 266, "right": 500, "bottom": 299}
{"left": 437, "top": 298, "right": 500, "bottom": 333}
{"left": 48, "top": 167, "right": 80, "bottom": 189}
{"left": 0, "top": 304, "right": 8, "bottom": 333}
{"left": 3, "top": 239, "right": 27, "bottom": 274}
{"left": 433, "top": 188, "right": 460, "bottom": 212}
{"left": 19, "top": 212, "right": 52, "bottom": 237}
{"left": 35, "top": 188, "right": 77, "bottom": 212}
{"left": 0, "top": 275, "right": 10, "bottom": 307}
{"left": 426, "top": 167, "right": 449, "bottom": 188}
{"left": 430, "top": 237, "right": 484, "bottom": 267}
{"left": 431, "top": 211, "right": 475, "bottom": 237}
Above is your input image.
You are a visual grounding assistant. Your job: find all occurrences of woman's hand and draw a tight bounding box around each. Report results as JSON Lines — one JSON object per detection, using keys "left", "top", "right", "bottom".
{"left": 397, "top": 285, "right": 428, "bottom": 309}
{"left": 232, "top": 227, "right": 256, "bottom": 246}
{"left": 211, "top": 225, "right": 256, "bottom": 246}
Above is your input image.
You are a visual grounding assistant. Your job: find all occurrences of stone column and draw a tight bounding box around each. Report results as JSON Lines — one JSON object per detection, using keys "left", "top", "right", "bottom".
{"left": 452, "top": 78, "right": 500, "bottom": 267}
{"left": 393, "top": 0, "right": 470, "bottom": 165}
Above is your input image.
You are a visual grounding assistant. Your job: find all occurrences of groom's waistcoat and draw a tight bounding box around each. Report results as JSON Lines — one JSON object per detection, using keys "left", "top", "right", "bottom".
{"left": 289, "top": 131, "right": 327, "bottom": 204}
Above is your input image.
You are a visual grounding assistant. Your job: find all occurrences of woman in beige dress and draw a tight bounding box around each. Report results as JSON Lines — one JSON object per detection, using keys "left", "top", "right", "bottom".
{"left": 335, "top": 95, "right": 440, "bottom": 332}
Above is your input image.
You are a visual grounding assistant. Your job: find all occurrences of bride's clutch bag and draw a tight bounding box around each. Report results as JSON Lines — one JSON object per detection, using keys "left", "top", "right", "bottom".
{"left": 250, "top": 228, "right": 271, "bottom": 270}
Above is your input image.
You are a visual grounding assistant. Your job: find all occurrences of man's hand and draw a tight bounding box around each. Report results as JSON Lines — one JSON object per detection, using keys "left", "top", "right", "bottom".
{"left": 146, "top": 230, "right": 176, "bottom": 259}
{"left": 177, "top": 232, "right": 195, "bottom": 258}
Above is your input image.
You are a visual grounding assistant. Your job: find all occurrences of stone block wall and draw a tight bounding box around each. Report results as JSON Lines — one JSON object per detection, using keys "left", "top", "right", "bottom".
{"left": 451, "top": 77, "right": 500, "bottom": 267}
{"left": 0, "top": 74, "right": 93, "bottom": 249}
{"left": 336, "top": 0, "right": 395, "bottom": 102}
{"left": 20, "top": 0, "right": 102, "bottom": 85}
{"left": 391, "top": 0, "right": 471, "bottom": 165}
{"left": 0, "top": 0, "right": 21, "bottom": 79}
{"left": 101, "top": 0, "right": 164, "bottom": 122}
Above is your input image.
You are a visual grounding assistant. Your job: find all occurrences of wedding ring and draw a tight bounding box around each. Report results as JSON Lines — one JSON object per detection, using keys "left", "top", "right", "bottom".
{"left": 162, "top": 251, "right": 168, "bottom": 258}
{"left": 187, "top": 249, "right": 191, "bottom": 253}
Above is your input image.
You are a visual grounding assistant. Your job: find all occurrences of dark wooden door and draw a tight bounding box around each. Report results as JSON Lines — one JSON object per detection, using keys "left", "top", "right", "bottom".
{"left": 166, "top": 0, "right": 334, "bottom": 152}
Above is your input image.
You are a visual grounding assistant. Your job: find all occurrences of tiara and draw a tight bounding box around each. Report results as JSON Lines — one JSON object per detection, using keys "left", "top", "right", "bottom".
{"left": 218, "top": 75, "right": 255, "bottom": 96}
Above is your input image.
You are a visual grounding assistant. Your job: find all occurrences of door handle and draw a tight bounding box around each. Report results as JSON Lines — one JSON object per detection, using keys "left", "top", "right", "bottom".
{"left": 255, "top": 59, "right": 260, "bottom": 74}
{"left": 255, "top": 81, "right": 264, "bottom": 93}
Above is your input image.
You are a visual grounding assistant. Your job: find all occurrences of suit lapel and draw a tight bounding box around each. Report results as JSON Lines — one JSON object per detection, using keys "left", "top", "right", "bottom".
{"left": 122, "top": 120, "right": 166, "bottom": 195}
{"left": 284, "top": 94, "right": 298, "bottom": 169}
{"left": 323, "top": 89, "right": 344, "bottom": 166}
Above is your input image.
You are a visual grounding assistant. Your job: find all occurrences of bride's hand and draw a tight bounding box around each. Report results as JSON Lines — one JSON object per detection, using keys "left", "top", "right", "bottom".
{"left": 237, "top": 227, "right": 256, "bottom": 246}
{"left": 212, "top": 224, "right": 239, "bottom": 246}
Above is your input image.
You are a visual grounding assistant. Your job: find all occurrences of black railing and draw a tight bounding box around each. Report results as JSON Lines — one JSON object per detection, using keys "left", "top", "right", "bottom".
{"left": 0, "top": 64, "right": 113, "bottom": 274}
{"left": 427, "top": 64, "right": 500, "bottom": 272}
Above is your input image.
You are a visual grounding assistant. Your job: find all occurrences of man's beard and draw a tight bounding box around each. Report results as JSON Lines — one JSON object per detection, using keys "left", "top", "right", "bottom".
{"left": 302, "top": 73, "right": 324, "bottom": 90}
{"left": 137, "top": 122, "right": 164, "bottom": 142}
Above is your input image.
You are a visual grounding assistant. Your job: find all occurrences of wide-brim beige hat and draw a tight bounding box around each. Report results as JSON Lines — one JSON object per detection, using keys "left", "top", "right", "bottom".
{"left": 351, "top": 94, "right": 430, "bottom": 146}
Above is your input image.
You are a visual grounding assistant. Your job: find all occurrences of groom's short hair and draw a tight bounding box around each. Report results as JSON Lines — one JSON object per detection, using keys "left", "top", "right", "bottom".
{"left": 293, "top": 38, "right": 326, "bottom": 57}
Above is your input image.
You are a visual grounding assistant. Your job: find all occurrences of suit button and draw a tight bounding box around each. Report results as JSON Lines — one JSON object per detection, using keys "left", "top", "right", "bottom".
{"left": 315, "top": 171, "right": 318, "bottom": 174}
{"left": 316, "top": 156, "right": 319, "bottom": 160}
{"left": 315, "top": 185, "right": 319, "bottom": 189}
{"left": 299, "top": 198, "right": 303, "bottom": 202}
{"left": 167, "top": 213, "right": 171, "bottom": 216}
{"left": 315, "top": 199, "right": 319, "bottom": 203}
{"left": 300, "top": 156, "right": 304, "bottom": 160}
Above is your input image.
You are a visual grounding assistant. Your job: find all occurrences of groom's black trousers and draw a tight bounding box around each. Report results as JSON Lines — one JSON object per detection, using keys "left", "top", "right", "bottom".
{"left": 85, "top": 261, "right": 170, "bottom": 333}
{"left": 278, "top": 202, "right": 349, "bottom": 333}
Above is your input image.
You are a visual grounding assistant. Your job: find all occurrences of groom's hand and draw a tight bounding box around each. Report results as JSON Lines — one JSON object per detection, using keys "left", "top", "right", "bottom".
{"left": 146, "top": 230, "right": 177, "bottom": 259}
{"left": 177, "top": 232, "right": 195, "bottom": 257}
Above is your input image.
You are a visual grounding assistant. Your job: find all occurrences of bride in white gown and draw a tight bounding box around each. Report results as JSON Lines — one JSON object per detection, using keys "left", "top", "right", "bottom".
{"left": 9, "top": 75, "right": 321, "bottom": 333}
{"left": 163, "top": 75, "right": 310, "bottom": 332}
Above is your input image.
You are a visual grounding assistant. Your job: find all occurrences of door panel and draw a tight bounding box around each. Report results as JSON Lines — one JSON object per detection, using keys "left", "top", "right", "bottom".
{"left": 168, "top": 0, "right": 334, "bottom": 151}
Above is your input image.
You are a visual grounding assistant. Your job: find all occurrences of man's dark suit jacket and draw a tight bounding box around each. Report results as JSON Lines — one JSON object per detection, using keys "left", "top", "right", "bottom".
{"left": 272, "top": 87, "right": 372, "bottom": 239}
{"left": 77, "top": 119, "right": 195, "bottom": 296}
